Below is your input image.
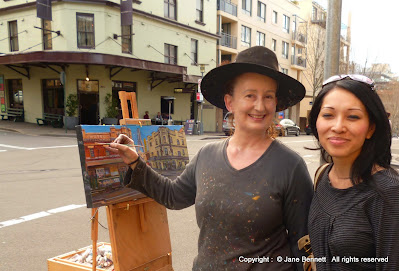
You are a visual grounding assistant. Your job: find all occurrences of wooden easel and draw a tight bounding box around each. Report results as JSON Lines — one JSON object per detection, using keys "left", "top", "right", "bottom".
{"left": 118, "top": 91, "right": 151, "bottom": 126}
{"left": 90, "top": 91, "right": 173, "bottom": 271}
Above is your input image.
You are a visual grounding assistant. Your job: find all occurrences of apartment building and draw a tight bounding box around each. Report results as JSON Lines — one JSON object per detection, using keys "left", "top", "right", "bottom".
{"left": 217, "top": 0, "right": 307, "bottom": 124}
{"left": 297, "top": 0, "right": 351, "bottom": 129}
{"left": 0, "top": 0, "right": 219, "bottom": 131}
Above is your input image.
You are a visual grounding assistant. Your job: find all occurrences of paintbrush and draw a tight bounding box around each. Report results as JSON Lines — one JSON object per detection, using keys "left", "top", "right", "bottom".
{"left": 94, "top": 142, "right": 144, "bottom": 147}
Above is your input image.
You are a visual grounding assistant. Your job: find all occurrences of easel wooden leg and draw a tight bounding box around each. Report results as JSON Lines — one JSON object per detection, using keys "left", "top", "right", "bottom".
{"left": 91, "top": 208, "right": 99, "bottom": 271}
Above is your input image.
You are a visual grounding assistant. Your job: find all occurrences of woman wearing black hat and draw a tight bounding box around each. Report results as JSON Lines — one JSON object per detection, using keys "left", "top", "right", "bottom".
{"left": 107, "top": 46, "right": 313, "bottom": 270}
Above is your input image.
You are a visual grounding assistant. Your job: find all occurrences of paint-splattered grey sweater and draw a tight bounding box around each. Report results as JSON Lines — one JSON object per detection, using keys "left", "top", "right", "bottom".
{"left": 125, "top": 139, "right": 313, "bottom": 270}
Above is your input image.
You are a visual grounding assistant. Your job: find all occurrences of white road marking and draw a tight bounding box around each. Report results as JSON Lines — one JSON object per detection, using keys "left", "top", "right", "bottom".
{"left": 0, "top": 144, "right": 29, "bottom": 150}
{"left": 0, "top": 204, "right": 86, "bottom": 229}
{"left": 0, "top": 144, "right": 77, "bottom": 151}
{"left": 0, "top": 150, "right": 7, "bottom": 152}
{"left": 303, "top": 154, "right": 315, "bottom": 158}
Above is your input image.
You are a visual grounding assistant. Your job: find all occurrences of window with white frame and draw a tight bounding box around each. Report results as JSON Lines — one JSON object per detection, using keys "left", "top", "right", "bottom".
{"left": 272, "top": 39, "right": 276, "bottom": 51}
{"left": 191, "top": 39, "right": 198, "bottom": 65}
{"left": 256, "top": 31, "right": 265, "bottom": 46}
{"left": 257, "top": 1, "right": 266, "bottom": 22}
{"left": 241, "top": 25, "right": 251, "bottom": 47}
{"left": 282, "top": 41, "right": 289, "bottom": 59}
{"left": 281, "top": 68, "right": 288, "bottom": 74}
{"left": 242, "top": 0, "right": 252, "bottom": 16}
{"left": 196, "top": 0, "right": 204, "bottom": 22}
{"left": 272, "top": 10, "right": 278, "bottom": 24}
{"left": 283, "top": 15, "right": 290, "bottom": 33}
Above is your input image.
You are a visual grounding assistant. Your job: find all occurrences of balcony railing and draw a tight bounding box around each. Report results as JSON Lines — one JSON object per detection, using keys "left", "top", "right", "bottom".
{"left": 219, "top": 32, "right": 237, "bottom": 49}
{"left": 292, "top": 32, "right": 307, "bottom": 44}
{"left": 217, "top": 0, "right": 238, "bottom": 17}
{"left": 291, "top": 56, "right": 306, "bottom": 68}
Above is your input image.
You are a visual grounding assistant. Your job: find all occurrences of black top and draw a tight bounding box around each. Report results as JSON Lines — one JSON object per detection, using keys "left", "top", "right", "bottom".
{"left": 309, "top": 164, "right": 399, "bottom": 270}
{"left": 125, "top": 139, "right": 313, "bottom": 270}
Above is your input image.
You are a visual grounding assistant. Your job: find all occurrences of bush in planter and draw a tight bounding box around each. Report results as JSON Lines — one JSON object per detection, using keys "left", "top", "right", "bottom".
{"left": 65, "top": 94, "right": 79, "bottom": 129}
{"left": 102, "top": 93, "right": 119, "bottom": 125}
{"left": 66, "top": 94, "right": 78, "bottom": 116}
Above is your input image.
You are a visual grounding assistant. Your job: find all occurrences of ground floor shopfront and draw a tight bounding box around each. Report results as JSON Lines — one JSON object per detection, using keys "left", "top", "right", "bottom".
{"left": 0, "top": 52, "right": 221, "bottom": 132}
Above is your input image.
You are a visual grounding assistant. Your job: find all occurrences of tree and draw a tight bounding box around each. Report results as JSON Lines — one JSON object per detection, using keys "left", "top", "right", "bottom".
{"left": 377, "top": 80, "right": 399, "bottom": 136}
{"left": 303, "top": 23, "right": 326, "bottom": 103}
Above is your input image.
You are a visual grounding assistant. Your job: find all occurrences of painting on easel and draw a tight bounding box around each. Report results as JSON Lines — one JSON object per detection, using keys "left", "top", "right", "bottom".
{"left": 76, "top": 125, "right": 189, "bottom": 208}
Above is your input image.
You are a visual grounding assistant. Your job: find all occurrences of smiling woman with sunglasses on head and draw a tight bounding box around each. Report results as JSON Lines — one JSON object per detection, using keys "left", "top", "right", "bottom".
{"left": 308, "top": 74, "right": 399, "bottom": 270}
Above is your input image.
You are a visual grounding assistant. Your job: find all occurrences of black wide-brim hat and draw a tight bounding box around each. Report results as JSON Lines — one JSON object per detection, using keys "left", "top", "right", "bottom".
{"left": 201, "top": 46, "right": 306, "bottom": 112}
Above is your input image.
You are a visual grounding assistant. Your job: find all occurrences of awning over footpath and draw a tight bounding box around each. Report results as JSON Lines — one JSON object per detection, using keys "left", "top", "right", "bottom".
{"left": 0, "top": 51, "right": 201, "bottom": 83}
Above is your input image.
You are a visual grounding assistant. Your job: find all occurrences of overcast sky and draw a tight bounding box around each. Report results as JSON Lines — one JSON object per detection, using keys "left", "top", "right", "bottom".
{"left": 317, "top": 0, "right": 399, "bottom": 74}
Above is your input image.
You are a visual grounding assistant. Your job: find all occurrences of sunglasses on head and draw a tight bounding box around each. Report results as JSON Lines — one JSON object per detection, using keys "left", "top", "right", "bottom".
{"left": 322, "top": 74, "right": 375, "bottom": 91}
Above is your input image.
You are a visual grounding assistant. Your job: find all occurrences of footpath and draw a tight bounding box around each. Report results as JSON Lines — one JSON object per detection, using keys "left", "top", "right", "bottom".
{"left": 0, "top": 120, "right": 226, "bottom": 140}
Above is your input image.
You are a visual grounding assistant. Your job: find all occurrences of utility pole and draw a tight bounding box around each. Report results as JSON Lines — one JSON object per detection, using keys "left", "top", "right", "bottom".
{"left": 320, "top": 0, "right": 342, "bottom": 165}
{"left": 323, "top": 0, "right": 342, "bottom": 80}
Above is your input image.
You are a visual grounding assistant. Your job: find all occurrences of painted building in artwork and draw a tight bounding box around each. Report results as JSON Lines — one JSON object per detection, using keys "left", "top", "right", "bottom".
{"left": 145, "top": 126, "right": 189, "bottom": 170}
{"left": 81, "top": 126, "right": 131, "bottom": 190}
{"left": 0, "top": 0, "right": 219, "bottom": 131}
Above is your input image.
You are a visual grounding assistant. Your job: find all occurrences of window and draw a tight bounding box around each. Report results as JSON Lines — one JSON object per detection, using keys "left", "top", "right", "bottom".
{"left": 121, "top": 25, "right": 132, "bottom": 54}
{"left": 282, "top": 41, "right": 289, "bottom": 59}
{"left": 272, "top": 39, "right": 276, "bottom": 51}
{"left": 257, "top": 1, "right": 266, "bottom": 22}
{"left": 312, "top": 6, "right": 317, "bottom": 20}
{"left": 281, "top": 68, "right": 288, "bottom": 74}
{"left": 242, "top": 0, "right": 252, "bottom": 16}
{"left": 241, "top": 25, "right": 251, "bottom": 47}
{"left": 191, "top": 39, "right": 198, "bottom": 65}
{"left": 76, "top": 13, "right": 95, "bottom": 49}
{"left": 196, "top": 0, "right": 203, "bottom": 22}
{"left": 298, "top": 47, "right": 302, "bottom": 55}
{"left": 164, "top": 0, "right": 176, "bottom": 20}
{"left": 272, "top": 10, "right": 278, "bottom": 24}
{"left": 42, "top": 19, "right": 52, "bottom": 50}
{"left": 164, "top": 43, "right": 177, "bottom": 64}
{"left": 7, "top": 79, "right": 23, "bottom": 108}
{"left": 283, "top": 15, "right": 290, "bottom": 33}
{"left": 42, "top": 79, "right": 64, "bottom": 115}
{"left": 8, "top": 21, "right": 19, "bottom": 52}
{"left": 291, "top": 45, "right": 295, "bottom": 57}
{"left": 256, "top": 31, "right": 265, "bottom": 46}
{"left": 177, "top": 139, "right": 180, "bottom": 145}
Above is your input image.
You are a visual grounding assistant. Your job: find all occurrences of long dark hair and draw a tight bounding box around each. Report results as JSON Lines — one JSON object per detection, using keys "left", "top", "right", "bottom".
{"left": 309, "top": 79, "right": 393, "bottom": 185}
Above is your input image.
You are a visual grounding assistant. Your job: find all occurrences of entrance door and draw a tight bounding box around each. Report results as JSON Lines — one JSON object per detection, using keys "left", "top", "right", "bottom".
{"left": 79, "top": 92, "right": 99, "bottom": 125}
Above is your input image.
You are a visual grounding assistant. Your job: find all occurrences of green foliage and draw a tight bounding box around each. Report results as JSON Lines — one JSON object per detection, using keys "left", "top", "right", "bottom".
{"left": 65, "top": 94, "right": 78, "bottom": 117}
{"left": 104, "top": 93, "right": 119, "bottom": 118}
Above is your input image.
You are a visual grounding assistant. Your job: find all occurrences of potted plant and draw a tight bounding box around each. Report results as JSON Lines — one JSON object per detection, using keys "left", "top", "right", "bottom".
{"left": 102, "top": 93, "right": 119, "bottom": 125}
{"left": 64, "top": 93, "right": 79, "bottom": 129}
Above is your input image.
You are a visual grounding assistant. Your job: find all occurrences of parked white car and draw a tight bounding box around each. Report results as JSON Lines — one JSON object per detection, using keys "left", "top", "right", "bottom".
{"left": 279, "top": 118, "right": 300, "bottom": 136}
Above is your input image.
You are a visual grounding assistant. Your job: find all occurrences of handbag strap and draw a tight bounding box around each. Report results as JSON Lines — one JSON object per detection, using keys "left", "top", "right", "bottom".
{"left": 314, "top": 163, "right": 330, "bottom": 190}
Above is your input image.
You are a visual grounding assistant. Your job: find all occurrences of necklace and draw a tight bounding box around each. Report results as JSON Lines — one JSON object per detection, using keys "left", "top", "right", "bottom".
{"left": 332, "top": 167, "right": 351, "bottom": 180}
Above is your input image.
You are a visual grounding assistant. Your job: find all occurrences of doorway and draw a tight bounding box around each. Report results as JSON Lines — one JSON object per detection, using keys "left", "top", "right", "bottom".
{"left": 79, "top": 92, "right": 98, "bottom": 125}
